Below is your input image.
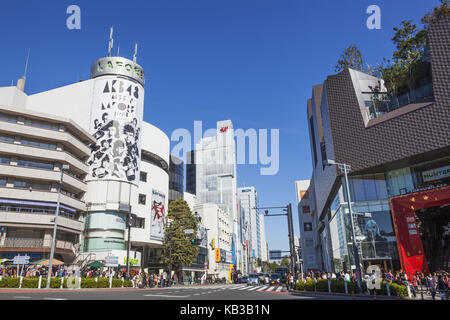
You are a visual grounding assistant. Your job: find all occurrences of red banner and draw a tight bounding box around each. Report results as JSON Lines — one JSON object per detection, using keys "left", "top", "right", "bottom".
{"left": 390, "top": 186, "right": 450, "bottom": 279}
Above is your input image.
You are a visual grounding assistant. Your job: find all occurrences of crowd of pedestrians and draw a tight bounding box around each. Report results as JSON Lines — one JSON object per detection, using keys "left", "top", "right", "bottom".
{"left": 297, "top": 268, "right": 450, "bottom": 300}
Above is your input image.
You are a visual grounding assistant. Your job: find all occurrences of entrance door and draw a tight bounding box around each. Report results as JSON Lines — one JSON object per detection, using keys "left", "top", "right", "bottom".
{"left": 390, "top": 186, "right": 450, "bottom": 278}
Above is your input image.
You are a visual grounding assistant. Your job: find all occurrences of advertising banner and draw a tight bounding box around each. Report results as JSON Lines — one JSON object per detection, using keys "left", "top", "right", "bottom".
{"left": 150, "top": 190, "right": 166, "bottom": 241}
{"left": 87, "top": 76, "right": 144, "bottom": 185}
{"left": 197, "top": 225, "right": 207, "bottom": 248}
{"left": 215, "top": 248, "right": 221, "bottom": 262}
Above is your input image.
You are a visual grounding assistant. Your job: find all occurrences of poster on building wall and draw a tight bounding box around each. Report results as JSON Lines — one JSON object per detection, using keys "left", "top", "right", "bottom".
{"left": 197, "top": 226, "right": 207, "bottom": 248}
{"left": 87, "top": 76, "right": 144, "bottom": 185}
{"left": 150, "top": 190, "right": 166, "bottom": 241}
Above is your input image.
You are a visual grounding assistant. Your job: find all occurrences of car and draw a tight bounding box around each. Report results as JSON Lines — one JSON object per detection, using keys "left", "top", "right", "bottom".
{"left": 270, "top": 273, "right": 281, "bottom": 286}
{"left": 247, "top": 273, "right": 260, "bottom": 285}
{"left": 240, "top": 276, "right": 248, "bottom": 284}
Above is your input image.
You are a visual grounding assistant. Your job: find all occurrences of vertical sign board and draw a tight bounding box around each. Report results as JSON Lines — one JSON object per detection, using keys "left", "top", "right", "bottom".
{"left": 150, "top": 190, "right": 166, "bottom": 241}
{"left": 215, "top": 248, "right": 221, "bottom": 262}
{"left": 87, "top": 76, "right": 144, "bottom": 185}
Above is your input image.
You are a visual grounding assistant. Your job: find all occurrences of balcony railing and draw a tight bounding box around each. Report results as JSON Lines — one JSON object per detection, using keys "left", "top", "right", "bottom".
{"left": 0, "top": 205, "right": 78, "bottom": 221}
{"left": 367, "top": 82, "right": 434, "bottom": 120}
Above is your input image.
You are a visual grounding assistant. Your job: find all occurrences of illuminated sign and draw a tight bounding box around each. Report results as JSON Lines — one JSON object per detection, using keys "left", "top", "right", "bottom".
{"left": 91, "top": 57, "right": 145, "bottom": 86}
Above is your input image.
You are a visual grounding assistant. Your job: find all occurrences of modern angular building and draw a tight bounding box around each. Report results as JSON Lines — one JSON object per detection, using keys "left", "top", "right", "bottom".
{"left": 305, "top": 17, "right": 450, "bottom": 278}
{"left": 169, "top": 155, "right": 184, "bottom": 203}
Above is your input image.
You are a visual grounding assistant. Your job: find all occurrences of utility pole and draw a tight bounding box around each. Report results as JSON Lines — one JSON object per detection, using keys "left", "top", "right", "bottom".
{"left": 126, "top": 213, "right": 132, "bottom": 279}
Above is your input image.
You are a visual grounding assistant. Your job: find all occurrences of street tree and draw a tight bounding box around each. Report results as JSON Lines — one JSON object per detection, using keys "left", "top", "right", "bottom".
{"left": 161, "top": 199, "right": 199, "bottom": 274}
{"left": 280, "top": 257, "right": 290, "bottom": 268}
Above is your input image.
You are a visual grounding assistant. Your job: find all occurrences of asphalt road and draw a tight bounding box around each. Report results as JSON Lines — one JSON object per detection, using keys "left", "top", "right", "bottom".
{"left": 0, "top": 283, "right": 377, "bottom": 300}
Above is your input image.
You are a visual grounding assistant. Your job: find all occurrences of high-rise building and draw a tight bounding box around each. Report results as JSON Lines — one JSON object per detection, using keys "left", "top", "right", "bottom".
{"left": 169, "top": 155, "right": 184, "bottom": 203}
{"left": 187, "top": 120, "right": 240, "bottom": 272}
{"left": 238, "top": 186, "right": 267, "bottom": 273}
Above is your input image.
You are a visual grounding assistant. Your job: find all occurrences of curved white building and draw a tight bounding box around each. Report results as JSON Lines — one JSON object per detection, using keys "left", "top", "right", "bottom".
{"left": 1, "top": 52, "right": 170, "bottom": 269}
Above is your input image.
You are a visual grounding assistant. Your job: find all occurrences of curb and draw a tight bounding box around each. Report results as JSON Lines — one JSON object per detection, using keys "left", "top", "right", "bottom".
{"left": 289, "top": 289, "right": 409, "bottom": 300}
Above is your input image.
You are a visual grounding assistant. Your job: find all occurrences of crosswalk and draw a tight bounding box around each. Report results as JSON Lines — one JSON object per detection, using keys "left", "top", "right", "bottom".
{"left": 167, "top": 284, "right": 286, "bottom": 293}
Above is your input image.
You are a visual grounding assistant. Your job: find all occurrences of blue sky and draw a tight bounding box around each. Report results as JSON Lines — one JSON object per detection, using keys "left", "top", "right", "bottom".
{"left": 0, "top": 0, "right": 439, "bottom": 252}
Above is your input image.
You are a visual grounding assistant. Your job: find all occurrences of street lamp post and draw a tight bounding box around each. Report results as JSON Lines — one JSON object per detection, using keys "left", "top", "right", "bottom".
{"left": 46, "top": 164, "right": 69, "bottom": 288}
{"left": 323, "top": 159, "right": 362, "bottom": 293}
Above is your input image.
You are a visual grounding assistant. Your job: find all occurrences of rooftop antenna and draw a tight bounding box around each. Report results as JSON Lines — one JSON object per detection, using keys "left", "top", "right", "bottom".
{"left": 107, "top": 26, "right": 114, "bottom": 57}
{"left": 23, "top": 49, "right": 30, "bottom": 80}
{"left": 117, "top": 44, "right": 120, "bottom": 57}
{"left": 133, "top": 43, "right": 138, "bottom": 63}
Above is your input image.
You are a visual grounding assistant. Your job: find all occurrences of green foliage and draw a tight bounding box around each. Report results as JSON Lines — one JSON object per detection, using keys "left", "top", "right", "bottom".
{"left": 162, "top": 199, "right": 199, "bottom": 273}
{"left": 97, "top": 278, "right": 110, "bottom": 288}
{"left": 280, "top": 257, "right": 290, "bottom": 268}
{"left": 422, "top": 0, "right": 450, "bottom": 28}
{"left": 112, "top": 278, "right": 123, "bottom": 288}
{"left": 81, "top": 278, "right": 98, "bottom": 288}
{"left": 335, "top": 45, "right": 364, "bottom": 72}
{"left": 0, "top": 277, "right": 20, "bottom": 288}
{"left": 123, "top": 280, "right": 133, "bottom": 287}
{"left": 21, "top": 278, "right": 40, "bottom": 288}
{"left": 294, "top": 279, "right": 408, "bottom": 297}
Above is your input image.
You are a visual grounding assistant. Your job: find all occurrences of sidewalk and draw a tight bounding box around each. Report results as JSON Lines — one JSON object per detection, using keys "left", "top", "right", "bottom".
{"left": 289, "top": 289, "right": 409, "bottom": 300}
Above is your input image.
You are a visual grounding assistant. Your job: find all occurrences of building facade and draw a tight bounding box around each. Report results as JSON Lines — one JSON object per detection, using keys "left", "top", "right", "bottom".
{"left": 169, "top": 155, "right": 184, "bottom": 203}
{"left": 305, "top": 18, "right": 450, "bottom": 277}
{"left": 0, "top": 92, "right": 94, "bottom": 263}
{"left": 1, "top": 53, "right": 170, "bottom": 269}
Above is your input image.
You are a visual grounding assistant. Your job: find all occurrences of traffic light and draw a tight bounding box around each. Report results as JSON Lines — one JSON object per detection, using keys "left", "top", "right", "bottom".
{"left": 191, "top": 238, "right": 196, "bottom": 244}
{"left": 191, "top": 238, "right": 199, "bottom": 245}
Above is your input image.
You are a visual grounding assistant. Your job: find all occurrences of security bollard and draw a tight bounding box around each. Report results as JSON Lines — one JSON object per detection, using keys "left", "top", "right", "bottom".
{"left": 19, "top": 276, "right": 23, "bottom": 288}
{"left": 38, "top": 276, "right": 42, "bottom": 289}
{"left": 386, "top": 282, "right": 390, "bottom": 296}
{"left": 60, "top": 277, "right": 64, "bottom": 289}
{"left": 344, "top": 281, "right": 348, "bottom": 294}
{"left": 328, "top": 279, "right": 331, "bottom": 293}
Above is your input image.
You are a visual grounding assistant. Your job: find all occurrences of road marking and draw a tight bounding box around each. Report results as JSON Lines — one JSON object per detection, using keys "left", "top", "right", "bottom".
{"left": 247, "top": 286, "right": 260, "bottom": 291}
{"left": 144, "top": 294, "right": 190, "bottom": 298}
{"left": 257, "top": 286, "right": 269, "bottom": 291}
{"left": 44, "top": 298, "right": 68, "bottom": 300}
{"left": 238, "top": 286, "right": 251, "bottom": 290}
{"left": 276, "top": 287, "right": 283, "bottom": 292}
{"left": 266, "top": 286, "right": 276, "bottom": 291}
{"left": 193, "top": 293, "right": 200, "bottom": 296}
{"left": 13, "top": 296, "right": 31, "bottom": 299}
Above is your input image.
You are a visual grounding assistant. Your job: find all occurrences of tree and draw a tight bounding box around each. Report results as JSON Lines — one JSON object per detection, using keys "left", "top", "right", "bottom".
{"left": 161, "top": 199, "right": 199, "bottom": 274}
{"left": 422, "top": 0, "right": 450, "bottom": 29}
{"left": 335, "top": 45, "right": 364, "bottom": 72}
{"left": 280, "top": 257, "right": 290, "bottom": 268}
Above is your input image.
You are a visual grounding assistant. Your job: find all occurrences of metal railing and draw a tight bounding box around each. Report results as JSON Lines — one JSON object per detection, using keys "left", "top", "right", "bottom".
{"left": 3, "top": 237, "right": 44, "bottom": 248}
{"left": 0, "top": 205, "right": 78, "bottom": 221}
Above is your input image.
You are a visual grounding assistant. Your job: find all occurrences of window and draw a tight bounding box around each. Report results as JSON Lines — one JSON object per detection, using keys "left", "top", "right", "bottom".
{"left": 0, "top": 134, "right": 14, "bottom": 143}
{"left": 0, "top": 156, "right": 10, "bottom": 165}
{"left": 24, "top": 119, "right": 59, "bottom": 131}
{"left": 17, "top": 159, "right": 53, "bottom": 170}
{"left": 130, "top": 215, "right": 145, "bottom": 229}
{"left": 140, "top": 171, "right": 147, "bottom": 182}
{"left": 21, "top": 138, "right": 57, "bottom": 150}
{"left": 14, "top": 180, "right": 51, "bottom": 191}
{"left": 304, "top": 223, "right": 312, "bottom": 232}
{"left": 302, "top": 206, "right": 311, "bottom": 214}
{"left": 138, "top": 194, "right": 146, "bottom": 205}
{"left": 0, "top": 113, "right": 17, "bottom": 123}
{"left": 0, "top": 178, "right": 6, "bottom": 187}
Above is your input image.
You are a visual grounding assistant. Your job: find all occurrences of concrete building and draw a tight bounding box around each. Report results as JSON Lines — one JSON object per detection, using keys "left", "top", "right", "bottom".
{"left": 188, "top": 120, "right": 241, "bottom": 272}
{"left": 295, "top": 180, "right": 322, "bottom": 271}
{"left": 0, "top": 51, "right": 170, "bottom": 269}
{"left": 0, "top": 93, "right": 94, "bottom": 263}
{"left": 169, "top": 155, "right": 184, "bottom": 203}
{"left": 193, "top": 203, "right": 233, "bottom": 279}
{"left": 305, "top": 18, "right": 450, "bottom": 277}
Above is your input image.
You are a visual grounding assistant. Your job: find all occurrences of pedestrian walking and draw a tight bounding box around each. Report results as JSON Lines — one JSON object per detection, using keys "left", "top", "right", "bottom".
{"left": 426, "top": 274, "right": 436, "bottom": 300}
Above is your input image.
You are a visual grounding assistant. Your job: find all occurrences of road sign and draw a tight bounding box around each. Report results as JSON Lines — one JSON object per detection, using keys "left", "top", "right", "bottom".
{"left": 105, "top": 255, "right": 119, "bottom": 267}
{"left": 13, "top": 255, "right": 30, "bottom": 265}
{"left": 184, "top": 229, "right": 194, "bottom": 234}
{"left": 269, "top": 250, "right": 282, "bottom": 260}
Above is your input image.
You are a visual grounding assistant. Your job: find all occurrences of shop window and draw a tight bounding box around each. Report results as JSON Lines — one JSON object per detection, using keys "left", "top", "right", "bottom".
{"left": 140, "top": 171, "right": 147, "bottom": 182}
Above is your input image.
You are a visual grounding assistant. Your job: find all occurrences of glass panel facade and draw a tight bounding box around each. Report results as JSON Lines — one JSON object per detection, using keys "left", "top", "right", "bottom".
{"left": 17, "top": 159, "right": 54, "bottom": 170}
{"left": 21, "top": 138, "right": 57, "bottom": 150}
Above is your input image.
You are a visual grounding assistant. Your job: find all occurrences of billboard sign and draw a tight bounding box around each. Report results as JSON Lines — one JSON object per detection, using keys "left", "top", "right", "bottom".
{"left": 87, "top": 75, "right": 144, "bottom": 185}
{"left": 150, "top": 190, "right": 166, "bottom": 241}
